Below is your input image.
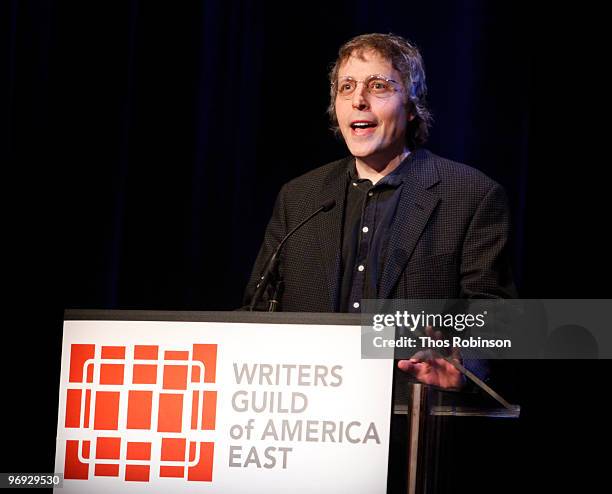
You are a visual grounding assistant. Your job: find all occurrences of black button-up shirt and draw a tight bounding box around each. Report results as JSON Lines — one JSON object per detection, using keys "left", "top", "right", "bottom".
{"left": 339, "top": 154, "right": 413, "bottom": 313}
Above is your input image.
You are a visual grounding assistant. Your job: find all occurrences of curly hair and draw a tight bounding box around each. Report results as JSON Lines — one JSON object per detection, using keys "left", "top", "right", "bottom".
{"left": 327, "top": 33, "right": 433, "bottom": 149}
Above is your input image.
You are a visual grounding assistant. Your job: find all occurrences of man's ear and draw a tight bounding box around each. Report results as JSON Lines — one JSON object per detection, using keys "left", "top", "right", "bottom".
{"left": 405, "top": 100, "right": 416, "bottom": 122}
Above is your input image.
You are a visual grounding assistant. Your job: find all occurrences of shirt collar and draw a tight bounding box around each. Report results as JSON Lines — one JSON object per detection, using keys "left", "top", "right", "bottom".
{"left": 346, "top": 151, "right": 414, "bottom": 187}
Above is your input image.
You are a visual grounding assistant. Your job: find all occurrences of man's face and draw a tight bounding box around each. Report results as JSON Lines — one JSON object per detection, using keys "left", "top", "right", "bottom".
{"left": 334, "top": 50, "right": 411, "bottom": 163}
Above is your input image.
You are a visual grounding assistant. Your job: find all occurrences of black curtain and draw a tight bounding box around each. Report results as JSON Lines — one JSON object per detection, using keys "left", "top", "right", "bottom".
{"left": 3, "top": 0, "right": 608, "bottom": 490}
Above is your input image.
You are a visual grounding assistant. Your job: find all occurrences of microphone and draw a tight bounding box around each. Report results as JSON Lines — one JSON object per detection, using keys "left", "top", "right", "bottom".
{"left": 249, "top": 199, "right": 336, "bottom": 311}
{"left": 319, "top": 199, "right": 336, "bottom": 212}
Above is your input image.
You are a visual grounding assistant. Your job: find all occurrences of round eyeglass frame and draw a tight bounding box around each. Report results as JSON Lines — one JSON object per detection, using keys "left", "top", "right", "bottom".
{"left": 332, "top": 74, "right": 401, "bottom": 99}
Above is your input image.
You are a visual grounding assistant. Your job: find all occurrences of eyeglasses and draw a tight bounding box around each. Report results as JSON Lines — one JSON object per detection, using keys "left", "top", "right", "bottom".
{"left": 333, "top": 74, "right": 401, "bottom": 99}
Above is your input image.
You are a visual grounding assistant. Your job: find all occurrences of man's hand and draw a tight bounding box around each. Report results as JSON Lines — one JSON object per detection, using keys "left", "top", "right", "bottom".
{"left": 397, "top": 326, "right": 466, "bottom": 390}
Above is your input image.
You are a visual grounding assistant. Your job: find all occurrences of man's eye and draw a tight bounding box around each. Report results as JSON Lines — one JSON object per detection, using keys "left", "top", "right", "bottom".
{"left": 340, "top": 82, "right": 354, "bottom": 92}
{"left": 369, "top": 80, "right": 389, "bottom": 92}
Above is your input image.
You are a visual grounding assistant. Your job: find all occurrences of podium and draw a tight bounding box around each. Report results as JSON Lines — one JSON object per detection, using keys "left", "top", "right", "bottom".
{"left": 55, "top": 310, "right": 519, "bottom": 493}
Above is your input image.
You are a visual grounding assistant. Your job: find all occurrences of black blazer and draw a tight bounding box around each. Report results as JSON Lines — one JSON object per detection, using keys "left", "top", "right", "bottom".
{"left": 244, "top": 148, "right": 516, "bottom": 311}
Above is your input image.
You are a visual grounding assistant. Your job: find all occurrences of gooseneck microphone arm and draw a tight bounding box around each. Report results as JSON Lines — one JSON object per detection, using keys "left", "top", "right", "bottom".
{"left": 248, "top": 199, "right": 336, "bottom": 311}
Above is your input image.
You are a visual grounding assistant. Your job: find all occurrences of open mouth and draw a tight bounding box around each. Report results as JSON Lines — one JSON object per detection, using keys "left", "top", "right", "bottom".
{"left": 350, "top": 120, "right": 377, "bottom": 130}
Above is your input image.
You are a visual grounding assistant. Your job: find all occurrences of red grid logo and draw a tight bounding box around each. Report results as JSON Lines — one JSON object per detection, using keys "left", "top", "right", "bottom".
{"left": 62, "top": 343, "right": 217, "bottom": 483}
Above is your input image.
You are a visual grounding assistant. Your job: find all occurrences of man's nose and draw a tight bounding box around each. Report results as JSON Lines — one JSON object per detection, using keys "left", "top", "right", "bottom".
{"left": 351, "top": 82, "right": 370, "bottom": 111}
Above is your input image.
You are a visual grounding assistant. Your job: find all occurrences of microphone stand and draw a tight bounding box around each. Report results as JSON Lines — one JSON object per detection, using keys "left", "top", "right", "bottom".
{"left": 249, "top": 199, "right": 335, "bottom": 312}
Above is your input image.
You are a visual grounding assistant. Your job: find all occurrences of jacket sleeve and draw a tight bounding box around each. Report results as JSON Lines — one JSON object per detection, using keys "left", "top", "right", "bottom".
{"left": 242, "top": 184, "right": 289, "bottom": 309}
{"left": 458, "top": 182, "right": 517, "bottom": 393}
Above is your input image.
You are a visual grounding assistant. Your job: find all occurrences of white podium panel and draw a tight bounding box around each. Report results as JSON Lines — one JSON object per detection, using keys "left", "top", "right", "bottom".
{"left": 55, "top": 313, "right": 393, "bottom": 493}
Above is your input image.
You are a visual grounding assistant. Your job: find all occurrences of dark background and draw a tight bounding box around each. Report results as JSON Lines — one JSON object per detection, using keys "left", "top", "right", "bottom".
{"left": 2, "top": 0, "right": 609, "bottom": 492}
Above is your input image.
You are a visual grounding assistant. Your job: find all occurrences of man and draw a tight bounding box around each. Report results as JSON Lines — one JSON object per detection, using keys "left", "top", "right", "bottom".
{"left": 244, "top": 33, "right": 515, "bottom": 389}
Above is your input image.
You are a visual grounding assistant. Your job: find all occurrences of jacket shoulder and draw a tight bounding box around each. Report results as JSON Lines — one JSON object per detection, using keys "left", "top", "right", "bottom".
{"left": 422, "top": 149, "right": 499, "bottom": 189}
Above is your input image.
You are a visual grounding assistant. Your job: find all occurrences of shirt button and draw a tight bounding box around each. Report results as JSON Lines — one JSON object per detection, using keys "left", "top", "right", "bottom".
{"left": 357, "top": 265, "right": 365, "bottom": 272}
{"left": 353, "top": 302, "right": 360, "bottom": 309}
{"left": 362, "top": 226, "right": 369, "bottom": 233}
{"left": 368, "top": 191, "right": 373, "bottom": 197}
{"left": 352, "top": 182, "right": 358, "bottom": 187}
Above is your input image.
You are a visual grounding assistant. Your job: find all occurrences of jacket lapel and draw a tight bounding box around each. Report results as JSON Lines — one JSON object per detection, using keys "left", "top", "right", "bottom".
{"left": 378, "top": 150, "right": 441, "bottom": 299}
{"left": 316, "top": 159, "right": 351, "bottom": 311}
